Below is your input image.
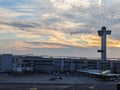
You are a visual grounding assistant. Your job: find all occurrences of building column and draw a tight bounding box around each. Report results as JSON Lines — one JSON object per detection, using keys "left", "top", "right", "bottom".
{"left": 70, "top": 61, "right": 75, "bottom": 71}
{"left": 61, "top": 60, "right": 64, "bottom": 71}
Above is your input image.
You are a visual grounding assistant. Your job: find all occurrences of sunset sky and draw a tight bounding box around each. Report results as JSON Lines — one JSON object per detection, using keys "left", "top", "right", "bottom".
{"left": 0, "top": 0, "right": 120, "bottom": 58}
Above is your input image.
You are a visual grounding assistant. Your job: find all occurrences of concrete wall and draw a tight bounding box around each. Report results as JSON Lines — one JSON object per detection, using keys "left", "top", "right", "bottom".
{"left": 1, "top": 54, "right": 13, "bottom": 72}
{"left": 0, "top": 55, "right": 2, "bottom": 71}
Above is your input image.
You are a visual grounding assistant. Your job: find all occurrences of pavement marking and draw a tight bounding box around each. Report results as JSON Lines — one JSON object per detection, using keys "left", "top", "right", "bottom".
{"left": 30, "top": 88, "right": 37, "bottom": 90}
{"left": 30, "top": 83, "right": 37, "bottom": 90}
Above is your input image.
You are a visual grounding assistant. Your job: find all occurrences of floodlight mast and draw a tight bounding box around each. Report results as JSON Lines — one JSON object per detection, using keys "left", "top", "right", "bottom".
{"left": 97, "top": 26, "right": 111, "bottom": 61}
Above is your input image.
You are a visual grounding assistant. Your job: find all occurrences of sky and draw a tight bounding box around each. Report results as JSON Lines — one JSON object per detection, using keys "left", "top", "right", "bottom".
{"left": 0, "top": 0, "right": 120, "bottom": 58}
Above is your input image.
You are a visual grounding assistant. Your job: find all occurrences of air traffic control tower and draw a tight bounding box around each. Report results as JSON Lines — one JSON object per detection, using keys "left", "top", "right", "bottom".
{"left": 97, "top": 26, "right": 111, "bottom": 61}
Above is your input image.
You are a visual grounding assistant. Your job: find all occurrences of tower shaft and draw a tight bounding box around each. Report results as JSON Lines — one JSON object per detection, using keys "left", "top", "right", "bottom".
{"left": 97, "top": 26, "right": 111, "bottom": 61}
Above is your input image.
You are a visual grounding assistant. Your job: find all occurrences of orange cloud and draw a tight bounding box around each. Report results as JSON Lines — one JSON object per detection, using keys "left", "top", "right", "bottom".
{"left": 1, "top": 24, "right": 120, "bottom": 50}
{"left": 16, "top": 27, "right": 120, "bottom": 49}
{"left": 107, "top": 38, "right": 120, "bottom": 48}
{"left": 80, "top": 34, "right": 101, "bottom": 47}
{"left": 15, "top": 32, "right": 40, "bottom": 38}
{"left": 80, "top": 34, "right": 120, "bottom": 48}
{"left": 13, "top": 41, "right": 65, "bottom": 50}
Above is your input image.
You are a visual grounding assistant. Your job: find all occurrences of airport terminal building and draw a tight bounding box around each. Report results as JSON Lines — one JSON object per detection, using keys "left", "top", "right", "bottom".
{"left": 0, "top": 54, "right": 120, "bottom": 74}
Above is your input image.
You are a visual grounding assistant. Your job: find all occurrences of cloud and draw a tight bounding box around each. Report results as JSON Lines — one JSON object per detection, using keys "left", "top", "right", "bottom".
{"left": 80, "top": 34, "right": 120, "bottom": 48}
{"left": 0, "top": 0, "right": 120, "bottom": 57}
{"left": 12, "top": 32, "right": 120, "bottom": 51}
{"left": 13, "top": 41, "right": 65, "bottom": 50}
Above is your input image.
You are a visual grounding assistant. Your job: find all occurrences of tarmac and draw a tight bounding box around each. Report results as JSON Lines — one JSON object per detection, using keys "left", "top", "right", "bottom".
{"left": 0, "top": 83, "right": 117, "bottom": 90}
{"left": 0, "top": 73, "right": 118, "bottom": 90}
